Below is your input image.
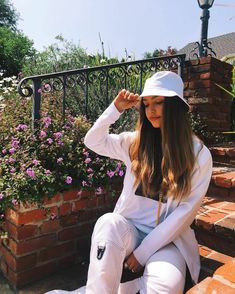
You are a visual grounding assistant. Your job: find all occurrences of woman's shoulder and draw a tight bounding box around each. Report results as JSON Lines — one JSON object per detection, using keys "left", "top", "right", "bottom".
{"left": 192, "top": 134, "right": 212, "bottom": 164}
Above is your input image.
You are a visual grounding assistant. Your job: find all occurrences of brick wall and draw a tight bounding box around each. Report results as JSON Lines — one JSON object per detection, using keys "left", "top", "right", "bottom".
{"left": 0, "top": 181, "right": 121, "bottom": 289}
{"left": 183, "top": 57, "right": 233, "bottom": 132}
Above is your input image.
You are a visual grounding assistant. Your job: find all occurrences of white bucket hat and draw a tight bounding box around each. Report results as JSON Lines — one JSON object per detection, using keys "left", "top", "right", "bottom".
{"left": 140, "top": 71, "right": 190, "bottom": 108}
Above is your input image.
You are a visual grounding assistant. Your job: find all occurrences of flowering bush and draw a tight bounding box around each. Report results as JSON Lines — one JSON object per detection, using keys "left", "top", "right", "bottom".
{"left": 0, "top": 86, "right": 126, "bottom": 227}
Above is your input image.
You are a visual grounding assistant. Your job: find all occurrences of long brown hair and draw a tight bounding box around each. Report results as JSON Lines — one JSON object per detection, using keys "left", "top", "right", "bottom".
{"left": 129, "top": 96, "right": 196, "bottom": 200}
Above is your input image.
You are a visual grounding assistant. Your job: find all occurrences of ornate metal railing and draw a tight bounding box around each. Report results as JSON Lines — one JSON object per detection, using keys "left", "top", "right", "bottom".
{"left": 17, "top": 54, "right": 186, "bottom": 129}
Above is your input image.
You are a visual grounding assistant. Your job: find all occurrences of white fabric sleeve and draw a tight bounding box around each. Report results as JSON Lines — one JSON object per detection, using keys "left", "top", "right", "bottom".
{"left": 133, "top": 146, "right": 213, "bottom": 266}
{"left": 84, "top": 101, "right": 134, "bottom": 163}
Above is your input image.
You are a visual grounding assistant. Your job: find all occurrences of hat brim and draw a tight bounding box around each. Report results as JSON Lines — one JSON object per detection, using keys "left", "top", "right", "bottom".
{"left": 140, "top": 89, "right": 190, "bottom": 108}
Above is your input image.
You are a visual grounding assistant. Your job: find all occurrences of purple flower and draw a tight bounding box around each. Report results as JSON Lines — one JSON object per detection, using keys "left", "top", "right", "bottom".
{"left": 16, "top": 124, "right": 28, "bottom": 131}
{"left": 85, "top": 157, "right": 91, "bottom": 164}
{"left": 57, "top": 157, "right": 63, "bottom": 164}
{"left": 26, "top": 168, "right": 36, "bottom": 179}
{"left": 2, "top": 149, "right": 7, "bottom": 155}
{"left": 107, "top": 170, "right": 115, "bottom": 178}
{"left": 33, "top": 159, "right": 40, "bottom": 166}
{"left": 65, "top": 176, "right": 72, "bottom": 184}
{"left": 119, "top": 170, "right": 124, "bottom": 177}
{"left": 47, "top": 138, "right": 53, "bottom": 145}
{"left": 9, "top": 148, "right": 16, "bottom": 154}
{"left": 39, "top": 130, "right": 47, "bottom": 139}
{"left": 57, "top": 140, "right": 64, "bottom": 146}
{"left": 45, "top": 169, "right": 52, "bottom": 176}
{"left": 10, "top": 168, "right": 16, "bottom": 173}
{"left": 95, "top": 187, "right": 103, "bottom": 195}
{"left": 54, "top": 132, "right": 62, "bottom": 140}
{"left": 12, "top": 199, "right": 18, "bottom": 206}
{"left": 0, "top": 193, "right": 4, "bottom": 200}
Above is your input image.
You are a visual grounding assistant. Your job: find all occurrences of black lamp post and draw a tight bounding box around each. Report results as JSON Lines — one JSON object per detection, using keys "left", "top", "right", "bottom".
{"left": 197, "top": 0, "right": 215, "bottom": 57}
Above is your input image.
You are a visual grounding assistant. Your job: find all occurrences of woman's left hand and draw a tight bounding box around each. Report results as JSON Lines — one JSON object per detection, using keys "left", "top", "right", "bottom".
{"left": 125, "top": 253, "right": 144, "bottom": 273}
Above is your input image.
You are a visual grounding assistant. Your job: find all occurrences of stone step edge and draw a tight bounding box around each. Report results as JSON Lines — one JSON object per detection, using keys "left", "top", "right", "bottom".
{"left": 193, "top": 196, "right": 235, "bottom": 239}
{"left": 186, "top": 257, "right": 235, "bottom": 293}
{"left": 209, "top": 146, "right": 235, "bottom": 158}
{"left": 211, "top": 167, "right": 235, "bottom": 189}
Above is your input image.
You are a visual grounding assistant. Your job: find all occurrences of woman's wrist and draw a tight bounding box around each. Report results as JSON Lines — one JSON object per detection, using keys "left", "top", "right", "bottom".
{"left": 114, "top": 100, "right": 124, "bottom": 113}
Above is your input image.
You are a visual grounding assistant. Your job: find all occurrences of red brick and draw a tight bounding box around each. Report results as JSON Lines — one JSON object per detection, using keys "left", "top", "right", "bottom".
{"left": 207, "top": 185, "right": 230, "bottom": 198}
{"left": 208, "top": 251, "right": 234, "bottom": 264}
{"left": 221, "top": 202, "right": 235, "bottom": 212}
{"left": 61, "top": 215, "right": 78, "bottom": 227}
{"left": 214, "top": 259, "right": 235, "bottom": 284}
{"left": 199, "top": 245, "right": 212, "bottom": 257}
{"left": 40, "top": 219, "right": 60, "bottom": 234}
{"left": 215, "top": 215, "right": 235, "bottom": 237}
{"left": 195, "top": 210, "right": 228, "bottom": 230}
{"left": 0, "top": 259, "right": 8, "bottom": 277}
{"left": 6, "top": 208, "right": 47, "bottom": 225}
{"left": 1, "top": 244, "right": 36, "bottom": 271}
{"left": 6, "top": 222, "right": 38, "bottom": 241}
{"left": 43, "top": 193, "right": 62, "bottom": 206}
{"left": 214, "top": 172, "right": 235, "bottom": 188}
{"left": 57, "top": 254, "right": 77, "bottom": 269}
{"left": 200, "top": 72, "right": 211, "bottom": 79}
{"left": 59, "top": 203, "right": 71, "bottom": 216}
{"left": 58, "top": 223, "right": 93, "bottom": 241}
{"left": 227, "top": 148, "right": 235, "bottom": 158}
{"left": 72, "top": 200, "right": 88, "bottom": 212}
{"left": 63, "top": 189, "right": 79, "bottom": 201}
{"left": 207, "top": 277, "right": 235, "bottom": 293}
{"left": 39, "top": 241, "right": 75, "bottom": 262}
{"left": 7, "top": 260, "right": 57, "bottom": 287}
{"left": 186, "top": 277, "right": 212, "bottom": 293}
{"left": 8, "top": 234, "right": 57, "bottom": 255}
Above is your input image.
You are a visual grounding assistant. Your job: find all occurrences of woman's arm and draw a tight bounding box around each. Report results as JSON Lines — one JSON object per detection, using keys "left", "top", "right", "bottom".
{"left": 133, "top": 146, "right": 213, "bottom": 266}
{"left": 84, "top": 90, "right": 139, "bottom": 162}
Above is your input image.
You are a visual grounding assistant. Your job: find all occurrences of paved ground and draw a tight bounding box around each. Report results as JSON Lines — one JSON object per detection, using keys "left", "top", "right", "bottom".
{"left": 0, "top": 261, "right": 89, "bottom": 294}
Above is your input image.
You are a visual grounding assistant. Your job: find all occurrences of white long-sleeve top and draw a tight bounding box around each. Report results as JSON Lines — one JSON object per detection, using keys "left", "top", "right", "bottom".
{"left": 84, "top": 101, "right": 213, "bottom": 284}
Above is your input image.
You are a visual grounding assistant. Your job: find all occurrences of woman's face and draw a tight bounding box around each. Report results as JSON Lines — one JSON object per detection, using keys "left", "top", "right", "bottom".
{"left": 142, "top": 96, "right": 165, "bottom": 128}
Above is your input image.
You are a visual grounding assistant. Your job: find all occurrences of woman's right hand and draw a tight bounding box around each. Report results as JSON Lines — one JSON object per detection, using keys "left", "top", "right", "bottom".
{"left": 114, "top": 89, "right": 140, "bottom": 113}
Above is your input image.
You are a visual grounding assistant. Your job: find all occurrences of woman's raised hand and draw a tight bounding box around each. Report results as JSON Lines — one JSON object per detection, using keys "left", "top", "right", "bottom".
{"left": 114, "top": 89, "right": 140, "bottom": 113}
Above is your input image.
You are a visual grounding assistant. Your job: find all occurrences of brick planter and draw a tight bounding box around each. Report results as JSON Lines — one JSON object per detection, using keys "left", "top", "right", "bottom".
{"left": 0, "top": 181, "right": 122, "bottom": 289}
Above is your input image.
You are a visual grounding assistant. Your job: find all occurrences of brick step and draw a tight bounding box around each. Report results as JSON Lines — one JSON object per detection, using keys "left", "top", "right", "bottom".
{"left": 192, "top": 196, "right": 235, "bottom": 256}
{"left": 187, "top": 255, "right": 235, "bottom": 293}
{"left": 209, "top": 146, "right": 235, "bottom": 167}
{"left": 207, "top": 167, "right": 235, "bottom": 201}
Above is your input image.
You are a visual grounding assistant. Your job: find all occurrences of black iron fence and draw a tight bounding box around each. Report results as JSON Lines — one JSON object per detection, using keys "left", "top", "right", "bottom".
{"left": 17, "top": 54, "right": 186, "bottom": 130}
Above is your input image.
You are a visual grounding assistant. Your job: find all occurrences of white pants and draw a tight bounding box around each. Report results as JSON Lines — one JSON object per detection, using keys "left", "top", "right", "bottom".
{"left": 45, "top": 213, "right": 186, "bottom": 294}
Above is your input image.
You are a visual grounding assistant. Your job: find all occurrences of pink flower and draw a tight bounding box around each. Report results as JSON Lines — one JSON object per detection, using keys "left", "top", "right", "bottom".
{"left": 65, "top": 176, "right": 72, "bottom": 184}
{"left": 9, "top": 148, "right": 16, "bottom": 154}
{"left": 0, "top": 193, "right": 4, "bottom": 200}
{"left": 12, "top": 199, "right": 18, "bottom": 206}
{"left": 43, "top": 116, "right": 52, "bottom": 128}
{"left": 2, "top": 149, "right": 7, "bottom": 155}
{"left": 11, "top": 139, "right": 20, "bottom": 149}
{"left": 83, "top": 151, "right": 89, "bottom": 157}
{"left": 107, "top": 170, "right": 115, "bottom": 178}
{"left": 45, "top": 170, "right": 52, "bottom": 176}
{"left": 87, "top": 168, "right": 93, "bottom": 173}
{"left": 0, "top": 214, "right": 4, "bottom": 219}
{"left": 10, "top": 167, "right": 16, "bottom": 173}
{"left": 50, "top": 213, "right": 57, "bottom": 220}
{"left": 95, "top": 187, "right": 103, "bottom": 195}
{"left": 8, "top": 157, "right": 15, "bottom": 163}
{"left": 54, "top": 132, "right": 62, "bottom": 140}
{"left": 82, "top": 180, "right": 87, "bottom": 187}
{"left": 38, "top": 88, "right": 42, "bottom": 94}
{"left": 85, "top": 158, "right": 91, "bottom": 164}
{"left": 119, "top": 170, "right": 124, "bottom": 177}
{"left": 16, "top": 124, "right": 28, "bottom": 131}
{"left": 47, "top": 138, "right": 53, "bottom": 145}
{"left": 39, "top": 130, "right": 47, "bottom": 139}
{"left": 88, "top": 173, "right": 93, "bottom": 179}
{"left": 33, "top": 159, "right": 40, "bottom": 166}
{"left": 26, "top": 168, "right": 36, "bottom": 179}
{"left": 57, "top": 157, "right": 63, "bottom": 164}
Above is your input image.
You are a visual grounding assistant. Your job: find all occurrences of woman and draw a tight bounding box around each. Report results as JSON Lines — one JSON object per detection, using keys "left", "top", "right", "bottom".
{"left": 46, "top": 71, "right": 212, "bottom": 294}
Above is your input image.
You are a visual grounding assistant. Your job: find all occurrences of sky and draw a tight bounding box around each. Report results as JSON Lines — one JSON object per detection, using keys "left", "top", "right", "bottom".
{"left": 11, "top": 0, "right": 235, "bottom": 60}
